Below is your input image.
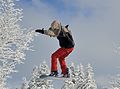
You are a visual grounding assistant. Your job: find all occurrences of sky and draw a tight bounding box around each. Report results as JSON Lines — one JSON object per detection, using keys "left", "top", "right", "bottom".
{"left": 7, "top": 0, "right": 120, "bottom": 89}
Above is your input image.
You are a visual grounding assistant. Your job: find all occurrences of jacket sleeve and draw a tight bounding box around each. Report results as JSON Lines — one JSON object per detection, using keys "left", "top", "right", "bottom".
{"left": 44, "top": 30, "right": 56, "bottom": 37}
{"left": 44, "top": 28, "right": 61, "bottom": 37}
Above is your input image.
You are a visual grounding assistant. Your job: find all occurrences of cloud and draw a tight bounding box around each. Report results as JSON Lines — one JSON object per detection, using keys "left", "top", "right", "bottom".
{"left": 20, "top": 0, "right": 109, "bottom": 25}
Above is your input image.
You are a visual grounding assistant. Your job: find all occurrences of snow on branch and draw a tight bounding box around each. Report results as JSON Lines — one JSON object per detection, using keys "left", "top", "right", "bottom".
{"left": 107, "top": 74, "right": 120, "bottom": 89}
{"left": 20, "top": 61, "right": 54, "bottom": 89}
{"left": 62, "top": 63, "right": 97, "bottom": 89}
{"left": 0, "top": 0, "right": 37, "bottom": 88}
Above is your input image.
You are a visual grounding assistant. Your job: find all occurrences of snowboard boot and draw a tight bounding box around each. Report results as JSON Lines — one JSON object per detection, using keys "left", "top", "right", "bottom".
{"left": 62, "top": 68, "right": 70, "bottom": 78}
{"left": 49, "top": 71, "right": 58, "bottom": 77}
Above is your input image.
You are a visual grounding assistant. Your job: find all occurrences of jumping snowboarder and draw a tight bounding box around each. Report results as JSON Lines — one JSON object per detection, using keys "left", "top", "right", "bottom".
{"left": 35, "top": 20, "right": 75, "bottom": 77}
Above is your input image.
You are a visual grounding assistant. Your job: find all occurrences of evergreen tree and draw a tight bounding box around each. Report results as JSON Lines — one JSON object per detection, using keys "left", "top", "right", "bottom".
{"left": 74, "top": 64, "right": 85, "bottom": 89}
{"left": 21, "top": 61, "right": 54, "bottom": 89}
{"left": 21, "top": 78, "right": 29, "bottom": 89}
{"left": 81, "top": 63, "right": 97, "bottom": 89}
{"left": 108, "top": 74, "right": 120, "bottom": 89}
{"left": 61, "top": 80, "right": 74, "bottom": 89}
{"left": 62, "top": 63, "right": 97, "bottom": 89}
{"left": 70, "top": 63, "right": 85, "bottom": 84}
{"left": 70, "top": 62, "right": 75, "bottom": 78}
{"left": 61, "top": 62, "right": 76, "bottom": 89}
{"left": 0, "top": 0, "right": 36, "bottom": 88}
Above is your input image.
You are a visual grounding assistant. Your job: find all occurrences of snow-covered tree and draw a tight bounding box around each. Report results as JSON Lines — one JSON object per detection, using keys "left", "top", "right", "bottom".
{"left": 109, "top": 44, "right": 120, "bottom": 89}
{"left": 21, "top": 77, "right": 29, "bottom": 89}
{"left": 21, "top": 61, "right": 54, "bottom": 89}
{"left": 61, "top": 80, "right": 74, "bottom": 89}
{"left": 0, "top": 0, "right": 36, "bottom": 88}
{"left": 69, "top": 62, "right": 75, "bottom": 78}
{"left": 74, "top": 64, "right": 85, "bottom": 89}
{"left": 108, "top": 74, "right": 120, "bottom": 89}
{"left": 70, "top": 63, "right": 85, "bottom": 84}
{"left": 81, "top": 63, "right": 97, "bottom": 89}
{"left": 62, "top": 63, "right": 97, "bottom": 89}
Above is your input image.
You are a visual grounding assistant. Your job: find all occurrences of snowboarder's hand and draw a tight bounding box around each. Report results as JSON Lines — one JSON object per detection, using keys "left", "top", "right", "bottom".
{"left": 35, "top": 28, "right": 44, "bottom": 34}
{"left": 65, "top": 25, "right": 69, "bottom": 28}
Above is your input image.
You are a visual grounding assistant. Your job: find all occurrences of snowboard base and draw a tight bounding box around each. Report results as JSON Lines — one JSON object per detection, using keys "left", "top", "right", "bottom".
{"left": 40, "top": 74, "right": 70, "bottom": 79}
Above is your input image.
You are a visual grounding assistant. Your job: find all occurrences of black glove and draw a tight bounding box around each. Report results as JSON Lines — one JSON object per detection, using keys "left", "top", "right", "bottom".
{"left": 65, "top": 25, "right": 69, "bottom": 29}
{"left": 35, "top": 28, "right": 44, "bottom": 34}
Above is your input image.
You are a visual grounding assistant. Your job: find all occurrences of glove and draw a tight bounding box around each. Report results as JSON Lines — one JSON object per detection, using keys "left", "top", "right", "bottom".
{"left": 65, "top": 25, "right": 69, "bottom": 29}
{"left": 35, "top": 28, "right": 44, "bottom": 34}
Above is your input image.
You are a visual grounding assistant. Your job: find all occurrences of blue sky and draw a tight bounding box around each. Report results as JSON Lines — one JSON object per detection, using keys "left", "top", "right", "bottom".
{"left": 17, "top": 0, "right": 95, "bottom": 23}
{"left": 8, "top": 0, "right": 120, "bottom": 89}
{"left": 19, "top": 0, "right": 79, "bottom": 14}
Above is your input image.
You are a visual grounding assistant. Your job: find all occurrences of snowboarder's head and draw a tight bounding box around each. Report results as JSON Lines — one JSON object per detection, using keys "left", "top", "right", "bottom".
{"left": 51, "top": 20, "right": 61, "bottom": 30}
{"left": 49, "top": 20, "right": 61, "bottom": 36}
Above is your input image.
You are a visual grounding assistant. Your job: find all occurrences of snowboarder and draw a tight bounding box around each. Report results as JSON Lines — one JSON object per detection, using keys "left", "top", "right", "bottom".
{"left": 35, "top": 20, "right": 75, "bottom": 77}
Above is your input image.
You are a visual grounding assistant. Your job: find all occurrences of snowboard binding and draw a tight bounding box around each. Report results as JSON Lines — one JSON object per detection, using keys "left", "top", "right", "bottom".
{"left": 62, "top": 68, "right": 70, "bottom": 78}
{"left": 49, "top": 71, "right": 58, "bottom": 77}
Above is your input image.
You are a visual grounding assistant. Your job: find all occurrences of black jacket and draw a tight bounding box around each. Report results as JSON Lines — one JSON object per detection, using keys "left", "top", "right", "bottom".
{"left": 57, "top": 29, "right": 75, "bottom": 48}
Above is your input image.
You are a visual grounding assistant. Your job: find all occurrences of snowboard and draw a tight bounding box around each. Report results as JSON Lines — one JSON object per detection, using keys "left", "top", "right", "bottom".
{"left": 40, "top": 74, "right": 70, "bottom": 80}
{"left": 40, "top": 74, "right": 76, "bottom": 84}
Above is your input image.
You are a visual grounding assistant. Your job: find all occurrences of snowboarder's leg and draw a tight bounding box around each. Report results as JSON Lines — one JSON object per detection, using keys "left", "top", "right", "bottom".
{"left": 59, "top": 58, "right": 67, "bottom": 74}
{"left": 51, "top": 53, "right": 58, "bottom": 73}
{"left": 59, "top": 57, "right": 70, "bottom": 78}
{"left": 51, "top": 48, "right": 73, "bottom": 77}
{"left": 51, "top": 48, "right": 65, "bottom": 73}
{"left": 58, "top": 48, "right": 74, "bottom": 76}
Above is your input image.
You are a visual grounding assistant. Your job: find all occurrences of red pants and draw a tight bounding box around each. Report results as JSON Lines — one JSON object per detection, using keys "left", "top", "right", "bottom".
{"left": 51, "top": 47, "right": 74, "bottom": 74}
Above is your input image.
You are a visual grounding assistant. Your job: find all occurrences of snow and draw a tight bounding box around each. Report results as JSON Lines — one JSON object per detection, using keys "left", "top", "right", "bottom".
{"left": 20, "top": 61, "right": 97, "bottom": 89}
{"left": 0, "top": 0, "right": 36, "bottom": 88}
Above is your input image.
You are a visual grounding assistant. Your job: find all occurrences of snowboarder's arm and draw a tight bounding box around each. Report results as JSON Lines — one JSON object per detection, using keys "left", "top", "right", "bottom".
{"left": 35, "top": 28, "right": 57, "bottom": 37}
{"left": 44, "top": 27, "right": 61, "bottom": 37}
{"left": 44, "top": 29, "right": 56, "bottom": 37}
{"left": 35, "top": 28, "right": 44, "bottom": 34}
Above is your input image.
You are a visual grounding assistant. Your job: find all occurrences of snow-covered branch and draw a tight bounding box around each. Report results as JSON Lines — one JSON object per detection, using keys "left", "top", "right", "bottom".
{"left": 107, "top": 75, "right": 120, "bottom": 89}
{"left": 0, "top": 0, "right": 36, "bottom": 88}
{"left": 62, "top": 63, "right": 97, "bottom": 89}
{"left": 20, "top": 61, "right": 54, "bottom": 89}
